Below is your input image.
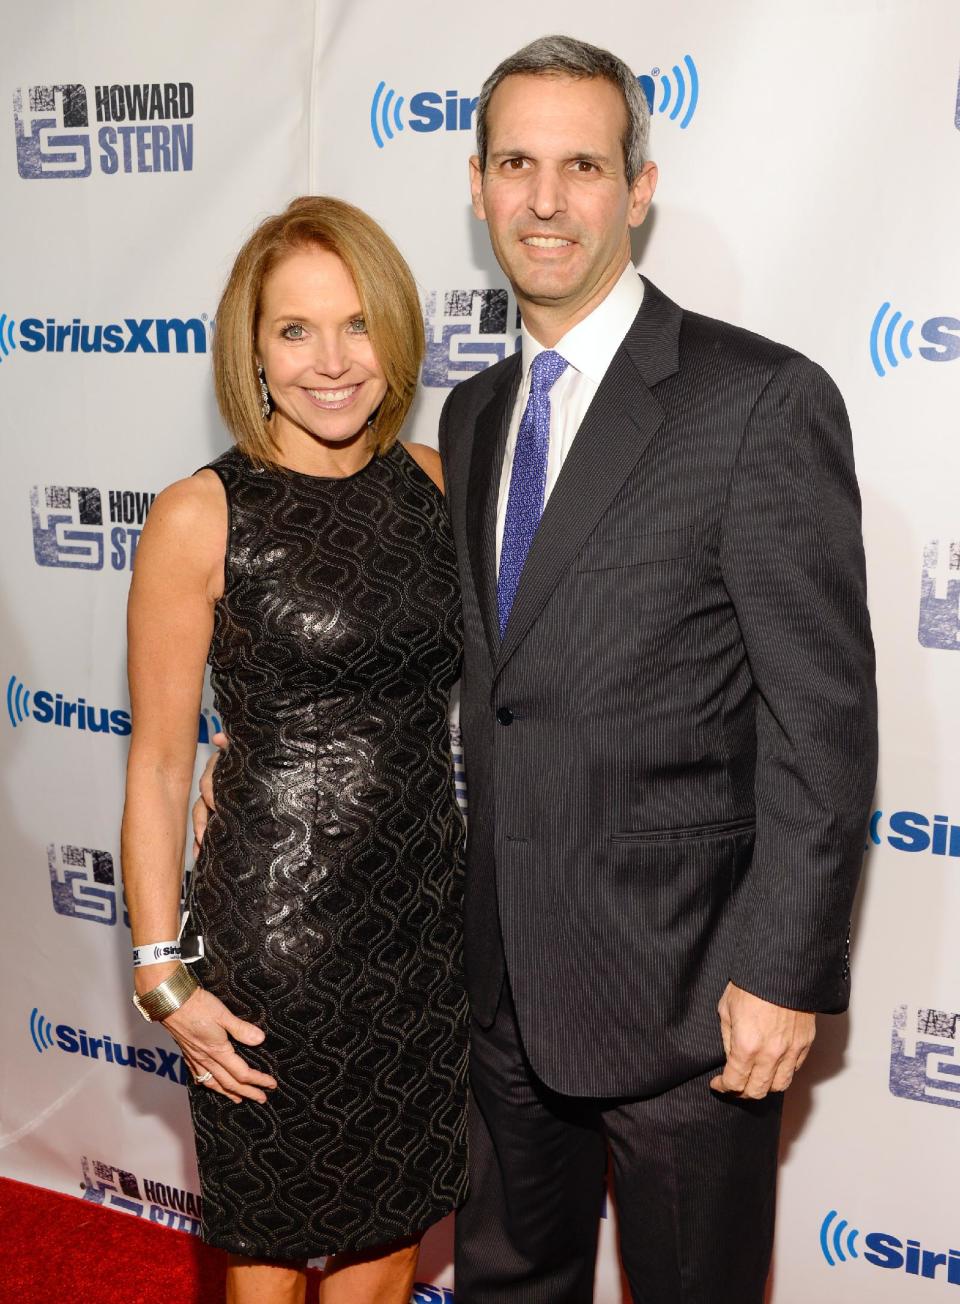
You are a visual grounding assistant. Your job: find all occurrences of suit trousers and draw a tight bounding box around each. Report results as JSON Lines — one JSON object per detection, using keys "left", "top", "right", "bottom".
{"left": 454, "top": 982, "right": 783, "bottom": 1304}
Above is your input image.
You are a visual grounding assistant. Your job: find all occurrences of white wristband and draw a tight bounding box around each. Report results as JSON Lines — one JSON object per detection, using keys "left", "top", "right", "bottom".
{"left": 132, "top": 940, "right": 181, "bottom": 968}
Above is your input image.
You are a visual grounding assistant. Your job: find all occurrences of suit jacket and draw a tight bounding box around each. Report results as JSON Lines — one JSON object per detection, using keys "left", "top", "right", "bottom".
{"left": 438, "top": 276, "right": 878, "bottom": 1098}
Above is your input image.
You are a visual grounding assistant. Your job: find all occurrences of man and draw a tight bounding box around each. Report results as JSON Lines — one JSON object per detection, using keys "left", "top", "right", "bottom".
{"left": 196, "top": 34, "right": 876, "bottom": 1303}
{"left": 438, "top": 34, "right": 876, "bottom": 1304}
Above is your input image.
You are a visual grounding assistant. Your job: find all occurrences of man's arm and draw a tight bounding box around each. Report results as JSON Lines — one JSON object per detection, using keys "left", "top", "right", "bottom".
{"left": 713, "top": 353, "right": 878, "bottom": 1096}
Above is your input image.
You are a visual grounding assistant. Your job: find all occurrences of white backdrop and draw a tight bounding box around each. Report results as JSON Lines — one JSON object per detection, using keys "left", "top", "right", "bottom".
{"left": 2, "top": 3, "right": 959, "bottom": 1300}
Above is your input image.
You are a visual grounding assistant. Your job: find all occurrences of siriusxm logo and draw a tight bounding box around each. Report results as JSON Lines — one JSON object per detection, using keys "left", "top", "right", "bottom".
{"left": 422, "top": 288, "right": 521, "bottom": 387}
{"left": 82, "top": 1155, "right": 202, "bottom": 1235}
{"left": 6, "top": 674, "right": 223, "bottom": 743}
{"left": 919, "top": 539, "right": 960, "bottom": 649}
{"left": 819, "top": 1208, "right": 960, "bottom": 1285}
{"left": 869, "top": 302, "right": 960, "bottom": 377}
{"left": 31, "top": 482, "right": 156, "bottom": 571}
{"left": 869, "top": 807, "right": 960, "bottom": 858}
{"left": 890, "top": 1004, "right": 960, "bottom": 1111}
{"left": 29, "top": 1007, "right": 188, "bottom": 1084}
{"left": 370, "top": 55, "right": 699, "bottom": 147}
{"left": 13, "top": 82, "right": 194, "bottom": 180}
{"left": 412, "top": 1289, "right": 454, "bottom": 1304}
{"left": 0, "top": 313, "right": 210, "bottom": 364}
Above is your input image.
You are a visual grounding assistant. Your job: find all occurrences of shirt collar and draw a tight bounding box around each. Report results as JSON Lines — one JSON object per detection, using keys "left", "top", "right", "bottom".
{"left": 519, "top": 263, "right": 645, "bottom": 385}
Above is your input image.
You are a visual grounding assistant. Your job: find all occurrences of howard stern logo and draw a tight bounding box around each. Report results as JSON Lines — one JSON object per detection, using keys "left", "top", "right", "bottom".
{"left": 45, "top": 841, "right": 194, "bottom": 931}
{"left": 422, "top": 288, "right": 521, "bottom": 387}
{"left": 6, "top": 674, "right": 224, "bottom": 744}
{"left": 31, "top": 482, "right": 156, "bottom": 571}
{"left": 29, "top": 1007, "right": 188, "bottom": 1085}
{"left": 13, "top": 82, "right": 194, "bottom": 180}
{"left": 82, "top": 1155, "right": 202, "bottom": 1235}
{"left": 869, "top": 302, "right": 960, "bottom": 377}
{"left": 890, "top": 1004, "right": 960, "bottom": 1110}
{"left": 0, "top": 312, "right": 210, "bottom": 365}
{"left": 819, "top": 1208, "right": 960, "bottom": 1285}
{"left": 369, "top": 54, "right": 699, "bottom": 147}
{"left": 919, "top": 539, "right": 960, "bottom": 649}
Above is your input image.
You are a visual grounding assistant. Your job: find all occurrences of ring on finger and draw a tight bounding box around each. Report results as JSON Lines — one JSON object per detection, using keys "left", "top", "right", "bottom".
{"left": 194, "top": 1070, "right": 214, "bottom": 1085}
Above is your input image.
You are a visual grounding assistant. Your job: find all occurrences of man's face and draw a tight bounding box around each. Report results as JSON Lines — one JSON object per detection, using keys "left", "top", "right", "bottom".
{"left": 470, "top": 73, "right": 657, "bottom": 321}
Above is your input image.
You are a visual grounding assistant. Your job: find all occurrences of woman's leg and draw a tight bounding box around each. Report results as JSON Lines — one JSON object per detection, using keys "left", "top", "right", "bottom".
{"left": 225, "top": 1255, "right": 307, "bottom": 1304}
{"left": 320, "top": 1237, "right": 420, "bottom": 1304}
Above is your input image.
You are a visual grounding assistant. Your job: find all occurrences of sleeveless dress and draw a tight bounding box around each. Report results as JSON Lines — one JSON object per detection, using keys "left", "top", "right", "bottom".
{"left": 186, "top": 443, "right": 469, "bottom": 1260}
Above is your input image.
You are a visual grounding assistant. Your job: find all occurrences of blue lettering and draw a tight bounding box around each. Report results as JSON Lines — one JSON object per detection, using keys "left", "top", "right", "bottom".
{"left": 118, "top": 124, "right": 136, "bottom": 172}
{"left": 102, "top": 323, "right": 125, "bottom": 354}
{"left": 56, "top": 1024, "right": 79, "bottom": 1053}
{"left": 110, "top": 526, "right": 126, "bottom": 570}
{"left": 136, "top": 1048, "right": 156, "bottom": 1073}
{"left": 919, "top": 317, "right": 960, "bottom": 362}
{"left": 110, "top": 709, "right": 132, "bottom": 736}
{"left": 887, "top": 810, "right": 929, "bottom": 853}
{"left": 154, "top": 1047, "right": 180, "bottom": 1082}
{"left": 637, "top": 75, "right": 655, "bottom": 112}
{"left": 136, "top": 125, "right": 152, "bottom": 172}
{"left": 32, "top": 689, "right": 54, "bottom": 723}
{"left": 19, "top": 319, "right": 44, "bottom": 352}
{"left": 155, "top": 318, "right": 204, "bottom": 353}
{"left": 409, "top": 91, "right": 443, "bottom": 132}
{"left": 864, "top": 1232, "right": 904, "bottom": 1270}
{"left": 98, "top": 126, "right": 118, "bottom": 174}
{"left": 124, "top": 319, "right": 156, "bottom": 354}
{"left": 172, "top": 123, "right": 193, "bottom": 171}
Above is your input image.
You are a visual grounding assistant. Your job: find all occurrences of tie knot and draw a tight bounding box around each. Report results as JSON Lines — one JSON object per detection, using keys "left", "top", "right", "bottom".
{"left": 529, "top": 349, "right": 568, "bottom": 397}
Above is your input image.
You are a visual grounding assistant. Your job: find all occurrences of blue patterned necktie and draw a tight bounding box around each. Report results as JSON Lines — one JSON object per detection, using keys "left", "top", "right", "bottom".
{"left": 497, "top": 349, "right": 569, "bottom": 638}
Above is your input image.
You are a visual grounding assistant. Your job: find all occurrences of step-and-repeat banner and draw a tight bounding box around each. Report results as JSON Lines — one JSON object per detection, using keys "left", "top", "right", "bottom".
{"left": 2, "top": 3, "right": 958, "bottom": 1299}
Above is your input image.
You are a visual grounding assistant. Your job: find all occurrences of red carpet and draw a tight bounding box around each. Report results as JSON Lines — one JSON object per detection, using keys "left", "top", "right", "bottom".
{"left": 0, "top": 1177, "right": 323, "bottom": 1303}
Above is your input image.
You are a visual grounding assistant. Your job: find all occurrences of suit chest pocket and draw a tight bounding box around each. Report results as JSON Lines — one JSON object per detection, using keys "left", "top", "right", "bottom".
{"left": 576, "top": 526, "right": 697, "bottom": 572}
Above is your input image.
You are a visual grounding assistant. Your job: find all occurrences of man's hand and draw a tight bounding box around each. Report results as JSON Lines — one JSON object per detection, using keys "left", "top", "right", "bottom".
{"left": 192, "top": 730, "right": 227, "bottom": 856}
{"left": 710, "top": 981, "right": 816, "bottom": 1099}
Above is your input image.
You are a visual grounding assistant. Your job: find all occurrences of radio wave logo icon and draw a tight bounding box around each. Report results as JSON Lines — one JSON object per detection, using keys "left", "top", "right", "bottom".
{"left": 7, "top": 674, "right": 31, "bottom": 727}
{"left": 0, "top": 313, "right": 16, "bottom": 363}
{"left": 819, "top": 1209, "right": 860, "bottom": 1267}
{"left": 30, "top": 1007, "right": 55, "bottom": 1054}
{"left": 370, "top": 81, "right": 405, "bottom": 149}
{"left": 638, "top": 55, "right": 700, "bottom": 129}
{"left": 870, "top": 302, "right": 915, "bottom": 377}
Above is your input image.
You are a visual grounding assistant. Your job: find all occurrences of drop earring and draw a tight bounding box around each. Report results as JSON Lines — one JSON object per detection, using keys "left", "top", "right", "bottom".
{"left": 257, "top": 364, "right": 271, "bottom": 420}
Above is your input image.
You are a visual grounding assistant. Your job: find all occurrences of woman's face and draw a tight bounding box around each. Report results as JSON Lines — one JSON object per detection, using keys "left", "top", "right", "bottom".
{"left": 256, "top": 246, "right": 387, "bottom": 449}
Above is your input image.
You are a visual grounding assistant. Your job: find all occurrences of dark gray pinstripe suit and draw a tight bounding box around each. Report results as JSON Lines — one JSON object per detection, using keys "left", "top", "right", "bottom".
{"left": 439, "top": 277, "right": 877, "bottom": 1302}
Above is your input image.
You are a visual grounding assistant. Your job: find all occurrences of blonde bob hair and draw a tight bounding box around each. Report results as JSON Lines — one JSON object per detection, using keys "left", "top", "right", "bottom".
{"left": 213, "top": 196, "right": 424, "bottom": 463}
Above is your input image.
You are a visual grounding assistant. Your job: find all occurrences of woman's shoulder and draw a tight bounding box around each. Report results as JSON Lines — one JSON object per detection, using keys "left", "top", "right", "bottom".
{"left": 142, "top": 468, "right": 227, "bottom": 555}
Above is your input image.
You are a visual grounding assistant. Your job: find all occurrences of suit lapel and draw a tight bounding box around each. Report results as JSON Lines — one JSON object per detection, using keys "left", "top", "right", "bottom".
{"left": 465, "top": 353, "right": 521, "bottom": 661}
{"left": 496, "top": 277, "right": 683, "bottom": 676}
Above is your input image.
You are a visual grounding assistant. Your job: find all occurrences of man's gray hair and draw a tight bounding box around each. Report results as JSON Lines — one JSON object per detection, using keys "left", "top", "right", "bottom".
{"left": 475, "top": 35, "right": 650, "bottom": 184}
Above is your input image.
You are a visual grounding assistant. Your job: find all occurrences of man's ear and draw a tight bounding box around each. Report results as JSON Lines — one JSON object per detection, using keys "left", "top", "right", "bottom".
{"left": 469, "top": 155, "right": 486, "bottom": 220}
{"left": 628, "top": 160, "right": 658, "bottom": 228}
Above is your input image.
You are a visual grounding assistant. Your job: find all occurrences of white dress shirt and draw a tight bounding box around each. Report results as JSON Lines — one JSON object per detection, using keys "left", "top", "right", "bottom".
{"left": 495, "top": 262, "right": 645, "bottom": 568}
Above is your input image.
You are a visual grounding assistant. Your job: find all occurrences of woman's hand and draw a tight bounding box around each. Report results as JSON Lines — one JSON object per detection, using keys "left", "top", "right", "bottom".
{"left": 192, "top": 731, "right": 227, "bottom": 856}
{"left": 162, "top": 985, "right": 278, "bottom": 1104}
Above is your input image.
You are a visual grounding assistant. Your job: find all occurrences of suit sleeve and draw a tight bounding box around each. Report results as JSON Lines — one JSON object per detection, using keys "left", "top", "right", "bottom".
{"left": 437, "top": 388, "right": 455, "bottom": 489}
{"left": 719, "top": 354, "right": 878, "bottom": 1013}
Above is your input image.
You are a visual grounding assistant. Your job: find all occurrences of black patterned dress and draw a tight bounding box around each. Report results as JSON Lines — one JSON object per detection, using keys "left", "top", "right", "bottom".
{"left": 186, "top": 443, "right": 468, "bottom": 1260}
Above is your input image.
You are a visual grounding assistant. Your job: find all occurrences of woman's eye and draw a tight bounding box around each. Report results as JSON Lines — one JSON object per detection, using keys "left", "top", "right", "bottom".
{"left": 282, "top": 322, "right": 304, "bottom": 340}
{"left": 348, "top": 317, "right": 368, "bottom": 334}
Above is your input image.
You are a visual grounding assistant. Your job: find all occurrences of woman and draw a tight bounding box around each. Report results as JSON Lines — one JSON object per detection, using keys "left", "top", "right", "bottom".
{"left": 121, "top": 196, "right": 468, "bottom": 1304}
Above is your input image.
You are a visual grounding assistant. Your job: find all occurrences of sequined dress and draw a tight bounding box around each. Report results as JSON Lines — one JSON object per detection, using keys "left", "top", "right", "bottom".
{"left": 186, "top": 443, "right": 469, "bottom": 1260}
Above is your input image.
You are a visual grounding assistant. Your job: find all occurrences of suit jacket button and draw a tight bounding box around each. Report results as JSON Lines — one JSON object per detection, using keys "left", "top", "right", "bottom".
{"left": 496, "top": 707, "right": 514, "bottom": 726}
